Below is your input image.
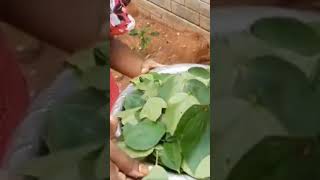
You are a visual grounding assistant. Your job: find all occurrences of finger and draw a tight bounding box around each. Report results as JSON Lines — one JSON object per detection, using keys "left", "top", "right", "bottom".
{"left": 110, "top": 140, "right": 149, "bottom": 178}
{"left": 149, "top": 60, "right": 164, "bottom": 68}
{"left": 118, "top": 172, "right": 127, "bottom": 180}
{"left": 110, "top": 116, "right": 119, "bottom": 139}
{"left": 110, "top": 161, "right": 120, "bottom": 180}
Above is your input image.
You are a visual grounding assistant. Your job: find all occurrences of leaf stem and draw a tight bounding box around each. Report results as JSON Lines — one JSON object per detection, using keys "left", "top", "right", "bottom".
{"left": 155, "top": 150, "right": 159, "bottom": 166}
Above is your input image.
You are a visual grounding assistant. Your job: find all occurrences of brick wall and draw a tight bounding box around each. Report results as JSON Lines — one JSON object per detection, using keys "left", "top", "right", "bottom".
{"left": 134, "top": 0, "right": 210, "bottom": 39}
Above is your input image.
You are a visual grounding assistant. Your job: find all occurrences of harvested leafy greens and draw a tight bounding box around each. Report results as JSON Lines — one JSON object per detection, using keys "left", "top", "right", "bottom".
{"left": 116, "top": 67, "right": 211, "bottom": 179}
{"left": 19, "top": 41, "right": 109, "bottom": 180}
{"left": 213, "top": 16, "right": 320, "bottom": 180}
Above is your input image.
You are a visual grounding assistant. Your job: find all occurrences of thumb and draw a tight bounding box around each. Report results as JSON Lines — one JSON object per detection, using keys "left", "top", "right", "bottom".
{"left": 110, "top": 116, "right": 119, "bottom": 139}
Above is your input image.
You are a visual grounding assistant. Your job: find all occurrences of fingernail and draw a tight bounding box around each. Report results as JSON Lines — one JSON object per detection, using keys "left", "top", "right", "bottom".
{"left": 141, "top": 68, "right": 148, "bottom": 74}
{"left": 139, "top": 164, "right": 149, "bottom": 175}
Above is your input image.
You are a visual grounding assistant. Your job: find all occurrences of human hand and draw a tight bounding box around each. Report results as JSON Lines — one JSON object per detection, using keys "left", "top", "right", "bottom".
{"left": 110, "top": 117, "right": 149, "bottom": 180}
{"left": 141, "top": 59, "right": 164, "bottom": 74}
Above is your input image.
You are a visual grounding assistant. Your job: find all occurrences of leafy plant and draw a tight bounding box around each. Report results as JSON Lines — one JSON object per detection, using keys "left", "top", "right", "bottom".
{"left": 129, "top": 26, "right": 160, "bottom": 51}
{"left": 213, "top": 16, "right": 320, "bottom": 180}
{"left": 116, "top": 67, "right": 211, "bottom": 179}
{"left": 19, "top": 41, "right": 109, "bottom": 180}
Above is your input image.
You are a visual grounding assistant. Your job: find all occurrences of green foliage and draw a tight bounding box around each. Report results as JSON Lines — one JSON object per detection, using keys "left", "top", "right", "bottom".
{"left": 117, "top": 68, "right": 211, "bottom": 178}
{"left": 20, "top": 41, "right": 109, "bottom": 180}
{"left": 213, "top": 16, "right": 320, "bottom": 180}
{"left": 129, "top": 26, "right": 160, "bottom": 51}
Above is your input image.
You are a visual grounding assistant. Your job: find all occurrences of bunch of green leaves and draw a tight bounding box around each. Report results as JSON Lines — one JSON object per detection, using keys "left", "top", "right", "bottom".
{"left": 129, "top": 26, "right": 160, "bottom": 51}
{"left": 19, "top": 41, "right": 109, "bottom": 180}
{"left": 116, "top": 67, "right": 210, "bottom": 179}
{"left": 213, "top": 16, "right": 320, "bottom": 180}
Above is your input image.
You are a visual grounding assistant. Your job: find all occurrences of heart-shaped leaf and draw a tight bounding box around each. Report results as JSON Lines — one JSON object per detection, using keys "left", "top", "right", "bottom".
{"left": 123, "top": 121, "right": 166, "bottom": 150}
{"left": 159, "top": 141, "right": 182, "bottom": 172}
{"left": 176, "top": 105, "right": 210, "bottom": 172}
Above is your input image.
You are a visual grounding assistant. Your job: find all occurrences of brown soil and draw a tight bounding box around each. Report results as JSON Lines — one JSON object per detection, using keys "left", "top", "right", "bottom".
{"left": 111, "top": 12, "right": 210, "bottom": 91}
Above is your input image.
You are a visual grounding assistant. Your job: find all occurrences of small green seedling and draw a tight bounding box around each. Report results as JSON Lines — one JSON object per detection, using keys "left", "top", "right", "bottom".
{"left": 129, "top": 26, "right": 160, "bottom": 51}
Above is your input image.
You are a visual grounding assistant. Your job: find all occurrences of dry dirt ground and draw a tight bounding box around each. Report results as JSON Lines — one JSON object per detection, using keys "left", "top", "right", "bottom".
{"left": 112, "top": 10, "right": 210, "bottom": 90}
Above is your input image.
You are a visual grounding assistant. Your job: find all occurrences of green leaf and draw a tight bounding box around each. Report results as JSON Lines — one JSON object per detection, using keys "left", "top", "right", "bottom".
{"left": 251, "top": 17, "right": 320, "bottom": 56}
{"left": 66, "top": 49, "right": 96, "bottom": 72}
{"left": 213, "top": 97, "right": 287, "bottom": 180}
{"left": 82, "top": 66, "right": 107, "bottom": 91}
{"left": 162, "top": 93, "right": 199, "bottom": 135}
{"left": 150, "top": 73, "right": 173, "bottom": 84}
{"left": 176, "top": 105, "right": 210, "bottom": 172}
{"left": 188, "top": 67, "right": 210, "bottom": 79}
{"left": 132, "top": 74, "right": 159, "bottom": 98}
{"left": 140, "top": 97, "right": 167, "bottom": 121}
{"left": 116, "top": 107, "right": 142, "bottom": 125}
{"left": 118, "top": 141, "right": 154, "bottom": 159}
{"left": 182, "top": 155, "right": 210, "bottom": 179}
{"left": 232, "top": 55, "right": 320, "bottom": 136}
{"left": 46, "top": 104, "right": 106, "bottom": 152}
{"left": 232, "top": 55, "right": 308, "bottom": 115}
{"left": 227, "top": 136, "right": 320, "bottom": 180}
{"left": 183, "top": 79, "right": 210, "bottom": 105}
{"left": 124, "top": 90, "right": 146, "bottom": 110}
{"left": 158, "top": 75, "right": 186, "bottom": 102}
{"left": 159, "top": 141, "right": 182, "bottom": 172}
{"left": 123, "top": 121, "right": 166, "bottom": 150}
{"left": 150, "top": 31, "right": 160, "bottom": 36}
{"left": 142, "top": 165, "right": 168, "bottom": 180}
{"left": 20, "top": 143, "right": 103, "bottom": 179}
